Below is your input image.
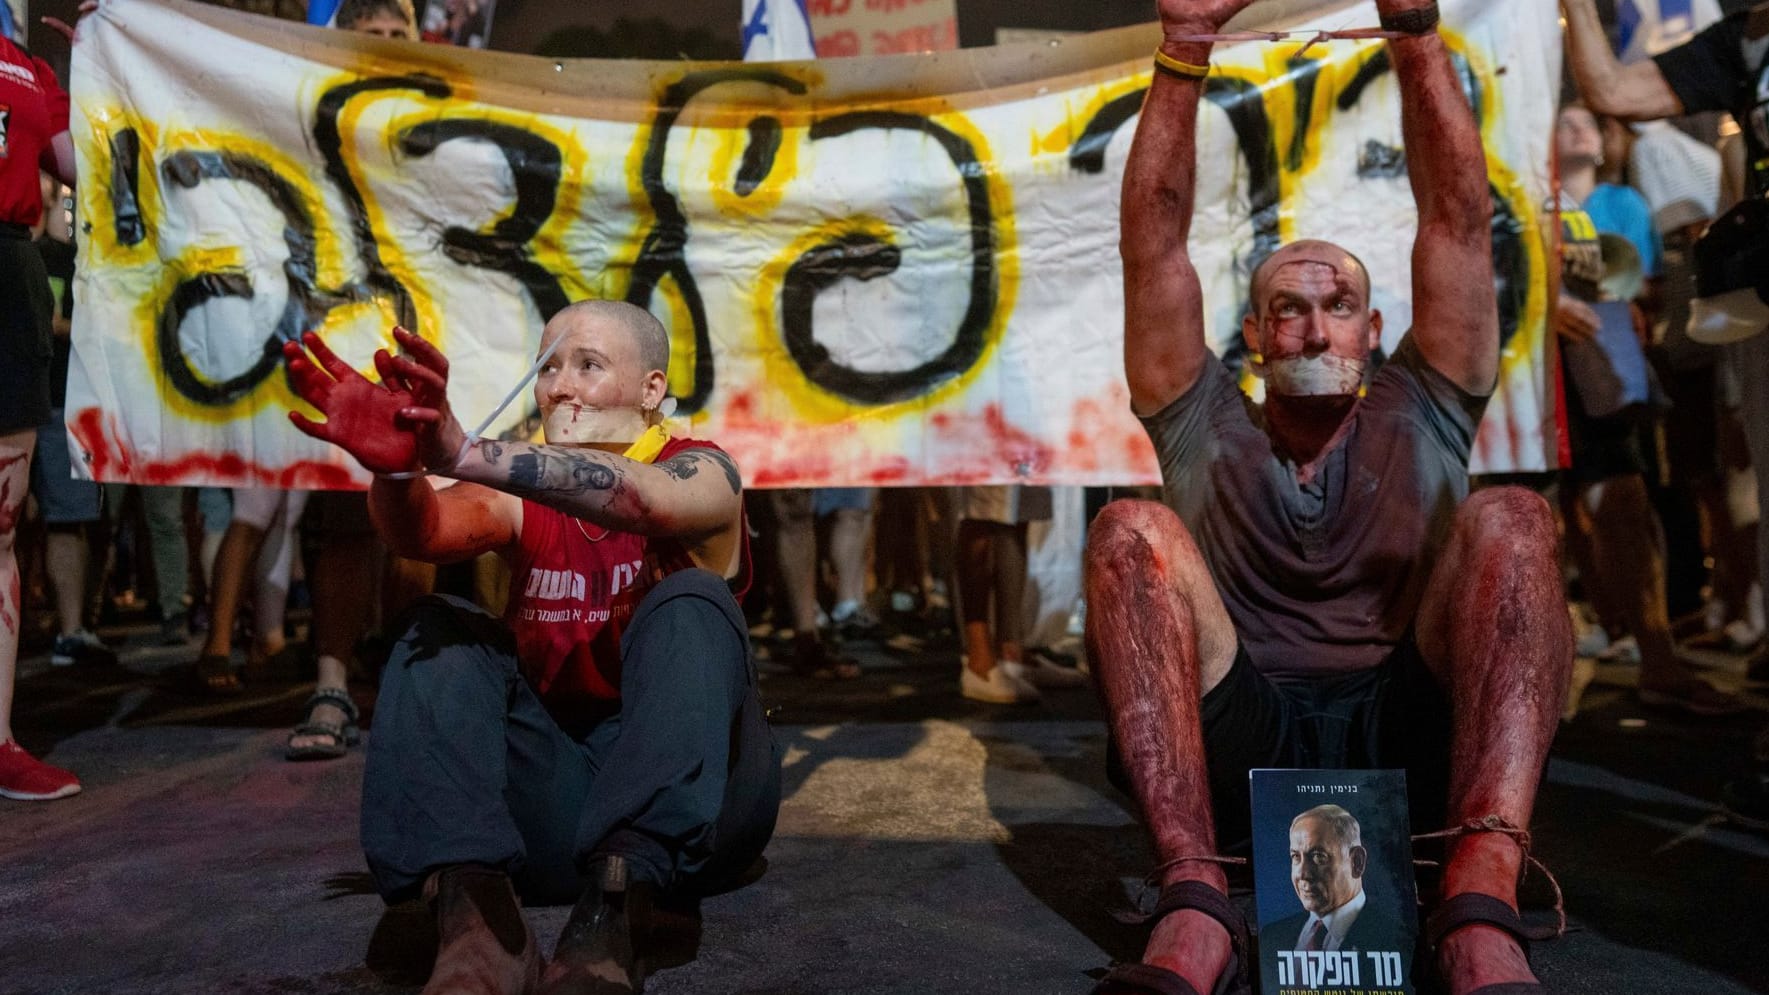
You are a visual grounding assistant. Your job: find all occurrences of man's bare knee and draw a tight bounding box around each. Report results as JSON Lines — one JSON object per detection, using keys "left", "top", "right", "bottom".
{"left": 1456, "top": 487, "right": 1557, "bottom": 567}
{"left": 1086, "top": 499, "right": 1200, "bottom": 581}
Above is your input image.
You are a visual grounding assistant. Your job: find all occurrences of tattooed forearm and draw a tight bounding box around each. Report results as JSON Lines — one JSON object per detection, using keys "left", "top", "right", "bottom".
{"left": 452, "top": 439, "right": 737, "bottom": 540}
{"left": 507, "top": 450, "right": 621, "bottom": 495}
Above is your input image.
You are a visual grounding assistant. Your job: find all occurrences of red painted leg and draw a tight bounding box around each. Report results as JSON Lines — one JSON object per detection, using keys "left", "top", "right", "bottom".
{"left": 0, "top": 432, "right": 38, "bottom": 744}
{"left": 1416, "top": 487, "right": 1574, "bottom": 994}
{"left": 1085, "top": 500, "right": 1239, "bottom": 993}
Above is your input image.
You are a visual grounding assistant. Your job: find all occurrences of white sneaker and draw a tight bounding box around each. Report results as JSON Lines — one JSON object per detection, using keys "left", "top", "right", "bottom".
{"left": 961, "top": 661, "right": 1041, "bottom": 703}
{"left": 1003, "top": 656, "right": 1091, "bottom": 689}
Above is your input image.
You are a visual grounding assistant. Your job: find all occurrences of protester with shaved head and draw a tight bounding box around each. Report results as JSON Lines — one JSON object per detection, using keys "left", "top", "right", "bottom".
{"left": 284, "top": 299, "right": 780, "bottom": 995}
{"left": 1084, "top": 2, "right": 1573, "bottom": 994}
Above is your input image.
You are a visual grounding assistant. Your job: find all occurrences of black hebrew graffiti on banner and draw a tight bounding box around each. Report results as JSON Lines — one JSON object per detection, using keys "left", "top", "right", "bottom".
{"left": 65, "top": 0, "right": 1559, "bottom": 489}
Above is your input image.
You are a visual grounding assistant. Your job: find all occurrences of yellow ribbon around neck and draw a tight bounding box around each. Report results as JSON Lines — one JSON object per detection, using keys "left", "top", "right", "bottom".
{"left": 622, "top": 424, "right": 671, "bottom": 464}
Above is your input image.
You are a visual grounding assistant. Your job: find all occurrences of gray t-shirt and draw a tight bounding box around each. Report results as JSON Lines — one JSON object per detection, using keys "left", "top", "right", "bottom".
{"left": 1140, "top": 337, "right": 1489, "bottom": 681}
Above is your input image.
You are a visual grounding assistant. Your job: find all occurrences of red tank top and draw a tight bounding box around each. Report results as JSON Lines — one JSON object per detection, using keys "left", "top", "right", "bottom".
{"left": 504, "top": 437, "right": 749, "bottom": 717}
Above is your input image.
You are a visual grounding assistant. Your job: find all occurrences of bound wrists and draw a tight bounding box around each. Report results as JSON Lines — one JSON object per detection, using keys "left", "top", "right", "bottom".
{"left": 1157, "top": 34, "right": 1214, "bottom": 66}
{"left": 1377, "top": 2, "right": 1440, "bottom": 36}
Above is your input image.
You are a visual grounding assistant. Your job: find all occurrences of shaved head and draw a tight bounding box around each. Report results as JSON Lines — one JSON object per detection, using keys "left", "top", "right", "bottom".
{"left": 545, "top": 299, "right": 670, "bottom": 377}
{"left": 1249, "top": 240, "right": 1372, "bottom": 312}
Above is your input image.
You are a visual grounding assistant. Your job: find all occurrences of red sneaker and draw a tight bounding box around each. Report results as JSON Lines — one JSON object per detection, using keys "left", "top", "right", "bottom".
{"left": 0, "top": 740, "right": 82, "bottom": 801}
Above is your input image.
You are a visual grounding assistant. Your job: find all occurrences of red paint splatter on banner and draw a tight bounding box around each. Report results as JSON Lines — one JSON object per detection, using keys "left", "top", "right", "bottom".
{"left": 69, "top": 408, "right": 363, "bottom": 490}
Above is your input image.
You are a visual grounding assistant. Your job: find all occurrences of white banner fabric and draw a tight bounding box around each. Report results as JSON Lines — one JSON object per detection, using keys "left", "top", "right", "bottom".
{"left": 66, "top": 0, "right": 1560, "bottom": 489}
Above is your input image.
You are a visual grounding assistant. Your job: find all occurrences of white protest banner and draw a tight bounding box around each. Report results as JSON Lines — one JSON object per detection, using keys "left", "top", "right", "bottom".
{"left": 67, "top": 0, "right": 1559, "bottom": 489}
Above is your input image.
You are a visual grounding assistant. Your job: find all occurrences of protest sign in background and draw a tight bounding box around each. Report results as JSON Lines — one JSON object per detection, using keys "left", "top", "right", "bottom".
{"left": 807, "top": 0, "right": 958, "bottom": 57}
{"left": 67, "top": 0, "right": 1559, "bottom": 489}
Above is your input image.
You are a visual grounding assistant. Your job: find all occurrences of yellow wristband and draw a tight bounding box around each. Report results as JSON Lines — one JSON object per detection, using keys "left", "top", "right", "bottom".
{"left": 1154, "top": 49, "right": 1210, "bottom": 80}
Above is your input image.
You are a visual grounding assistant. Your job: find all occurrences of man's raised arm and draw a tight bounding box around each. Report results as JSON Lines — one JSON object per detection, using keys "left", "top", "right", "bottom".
{"left": 1381, "top": 0, "right": 1499, "bottom": 396}
{"left": 1560, "top": 0, "right": 1685, "bottom": 121}
{"left": 1122, "top": 0, "right": 1258, "bottom": 416}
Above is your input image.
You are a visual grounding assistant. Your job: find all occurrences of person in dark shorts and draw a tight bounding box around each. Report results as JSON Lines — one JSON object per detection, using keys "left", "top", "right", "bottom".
{"left": 1082, "top": 2, "right": 1574, "bottom": 994}
{"left": 0, "top": 21, "right": 81, "bottom": 802}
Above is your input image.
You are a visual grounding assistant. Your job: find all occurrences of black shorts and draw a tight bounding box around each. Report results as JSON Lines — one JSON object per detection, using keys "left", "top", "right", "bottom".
{"left": 1161, "top": 637, "right": 1453, "bottom": 856}
{"left": 0, "top": 226, "right": 54, "bottom": 434}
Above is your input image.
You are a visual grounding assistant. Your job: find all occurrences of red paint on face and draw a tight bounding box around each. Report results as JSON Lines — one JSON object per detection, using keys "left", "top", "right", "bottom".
{"left": 1256, "top": 260, "right": 1373, "bottom": 365}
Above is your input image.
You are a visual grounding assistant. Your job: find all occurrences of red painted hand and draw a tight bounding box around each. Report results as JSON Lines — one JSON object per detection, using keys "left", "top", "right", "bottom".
{"left": 381, "top": 327, "right": 469, "bottom": 473}
{"left": 285, "top": 332, "right": 423, "bottom": 476}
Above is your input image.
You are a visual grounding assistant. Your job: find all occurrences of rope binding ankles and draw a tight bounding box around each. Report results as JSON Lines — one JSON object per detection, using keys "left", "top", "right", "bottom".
{"left": 1412, "top": 814, "right": 1566, "bottom": 941}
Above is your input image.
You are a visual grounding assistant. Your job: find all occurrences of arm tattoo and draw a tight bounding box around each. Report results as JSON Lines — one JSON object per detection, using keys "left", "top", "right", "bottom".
{"left": 657, "top": 448, "right": 742, "bottom": 495}
{"left": 477, "top": 440, "right": 505, "bottom": 466}
{"left": 507, "top": 450, "right": 621, "bottom": 496}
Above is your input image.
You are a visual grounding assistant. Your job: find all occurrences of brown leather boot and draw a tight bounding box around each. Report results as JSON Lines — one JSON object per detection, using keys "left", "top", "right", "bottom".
{"left": 422, "top": 864, "right": 542, "bottom": 995}
{"left": 538, "top": 856, "right": 650, "bottom": 994}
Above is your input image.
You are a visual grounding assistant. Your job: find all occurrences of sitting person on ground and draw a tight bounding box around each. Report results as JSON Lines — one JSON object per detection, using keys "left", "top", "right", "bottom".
{"left": 286, "top": 299, "right": 782, "bottom": 995}
{"left": 1084, "top": 2, "right": 1573, "bottom": 994}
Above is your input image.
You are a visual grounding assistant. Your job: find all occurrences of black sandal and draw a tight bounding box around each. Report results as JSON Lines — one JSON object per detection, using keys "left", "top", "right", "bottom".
{"left": 285, "top": 687, "right": 361, "bottom": 762}
{"left": 1092, "top": 881, "right": 1252, "bottom": 995}
{"left": 1423, "top": 893, "right": 1552, "bottom": 995}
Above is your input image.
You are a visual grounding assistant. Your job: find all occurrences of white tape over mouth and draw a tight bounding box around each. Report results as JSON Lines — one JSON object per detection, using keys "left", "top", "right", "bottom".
{"left": 1264, "top": 354, "right": 1367, "bottom": 397}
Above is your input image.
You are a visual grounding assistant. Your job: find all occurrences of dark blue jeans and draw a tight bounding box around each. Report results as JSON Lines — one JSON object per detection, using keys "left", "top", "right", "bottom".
{"left": 361, "top": 569, "right": 781, "bottom": 906}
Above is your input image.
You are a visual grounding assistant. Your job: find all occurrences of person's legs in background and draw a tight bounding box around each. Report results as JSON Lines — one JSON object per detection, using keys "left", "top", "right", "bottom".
{"left": 190, "top": 487, "right": 231, "bottom": 636}
{"left": 817, "top": 488, "right": 879, "bottom": 638}
{"left": 30, "top": 412, "right": 109, "bottom": 667}
{"left": 770, "top": 489, "right": 858, "bottom": 680}
{"left": 955, "top": 486, "right": 1038, "bottom": 704}
{"left": 289, "top": 491, "right": 377, "bottom": 761}
{"left": 197, "top": 488, "right": 302, "bottom": 692}
{"left": 140, "top": 486, "right": 192, "bottom": 646}
{"left": 245, "top": 490, "right": 308, "bottom": 681}
{"left": 874, "top": 487, "right": 928, "bottom": 618}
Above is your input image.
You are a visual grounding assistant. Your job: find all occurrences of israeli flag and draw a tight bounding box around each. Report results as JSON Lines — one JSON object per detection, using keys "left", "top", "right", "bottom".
{"left": 307, "top": 0, "right": 343, "bottom": 27}
{"left": 1614, "top": 0, "right": 1722, "bottom": 62}
{"left": 0, "top": 0, "right": 21, "bottom": 44}
{"left": 742, "top": 0, "right": 817, "bottom": 62}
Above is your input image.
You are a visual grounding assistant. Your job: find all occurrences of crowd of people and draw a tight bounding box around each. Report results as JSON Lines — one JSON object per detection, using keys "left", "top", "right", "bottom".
{"left": 1, "top": 0, "right": 1767, "bottom": 992}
